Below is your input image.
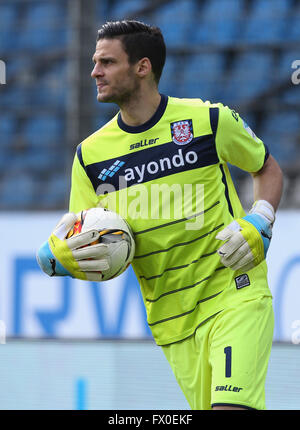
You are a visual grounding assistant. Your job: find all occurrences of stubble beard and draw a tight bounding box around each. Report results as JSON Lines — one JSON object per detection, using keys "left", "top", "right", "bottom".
{"left": 97, "top": 76, "right": 141, "bottom": 108}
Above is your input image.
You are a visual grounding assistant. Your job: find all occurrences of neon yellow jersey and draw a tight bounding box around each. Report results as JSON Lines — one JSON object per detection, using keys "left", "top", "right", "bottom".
{"left": 69, "top": 95, "right": 272, "bottom": 346}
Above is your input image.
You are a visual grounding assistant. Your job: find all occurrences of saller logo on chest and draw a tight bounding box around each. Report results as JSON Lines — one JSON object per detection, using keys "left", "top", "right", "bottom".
{"left": 129, "top": 138, "right": 159, "bottom": 151}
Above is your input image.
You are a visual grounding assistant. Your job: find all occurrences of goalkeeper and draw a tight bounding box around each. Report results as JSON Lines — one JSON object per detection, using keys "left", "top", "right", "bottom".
{"left": 37, "top": 20, "right": 283, "bottom": 410}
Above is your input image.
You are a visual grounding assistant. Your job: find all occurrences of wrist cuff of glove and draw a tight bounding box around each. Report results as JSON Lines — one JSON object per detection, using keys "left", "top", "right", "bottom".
{"left": 37, "top": 240, "right": 72, "bottom": 277}
{"left": 249, "top": 200, "right": 275, "bottom": 224}
{"left": 243, "top": 213, "right": 272, "bottom": 257}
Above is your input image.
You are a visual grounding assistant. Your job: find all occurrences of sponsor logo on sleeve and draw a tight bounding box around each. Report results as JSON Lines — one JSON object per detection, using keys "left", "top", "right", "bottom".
{"left": 242, "top": 119, "right": 259, "bottom": 141}
{"left": 231, "top": 110, "right": 239, "bottom": 121}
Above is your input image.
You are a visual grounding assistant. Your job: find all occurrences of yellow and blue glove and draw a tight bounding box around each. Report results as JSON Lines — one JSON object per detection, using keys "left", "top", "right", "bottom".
{"left": 216, "top": 200, "right": 275, "bottom": 272}
{"left": 36, "top": 212, "right": 110, "bottom": 281}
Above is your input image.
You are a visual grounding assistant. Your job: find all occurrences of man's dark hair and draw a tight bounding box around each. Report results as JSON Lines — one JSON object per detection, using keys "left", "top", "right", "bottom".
{"left": 97, "top": 20, "right": 166, "bottom": 84}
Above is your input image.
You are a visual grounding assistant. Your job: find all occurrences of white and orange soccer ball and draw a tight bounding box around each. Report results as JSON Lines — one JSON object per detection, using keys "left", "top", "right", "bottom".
{"left": 67, "top": 207, "right": 135, "bottom": 281}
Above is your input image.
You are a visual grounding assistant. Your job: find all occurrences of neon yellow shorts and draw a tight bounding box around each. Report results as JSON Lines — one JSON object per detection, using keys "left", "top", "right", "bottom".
{"left": 162, "top": 295, "right": 274, "bottom": 410}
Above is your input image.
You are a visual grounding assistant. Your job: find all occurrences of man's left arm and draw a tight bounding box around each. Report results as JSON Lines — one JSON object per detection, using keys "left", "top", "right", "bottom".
{"left": 252, "top": 154, "right": 283, "bottom": 212}
{"left": 214, "top": 106, "right": 283, "bottom": 272}
{"left": 216, "top": 156, "right": 283, "bottom": 272}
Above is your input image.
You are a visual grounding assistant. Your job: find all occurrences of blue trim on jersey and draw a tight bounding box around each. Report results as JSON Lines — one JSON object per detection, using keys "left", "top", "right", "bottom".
{"left": 219, "top": 164, "right": 234, "bottom": 218}
{"left": 76, "top": 143, "right": 85, "bottom": 170}
{"left": 263, "top": 143, "right": 270, "bottom": 165}
{"left": 209, "top": 107, "right": 219, "bottom": 138}
{"left": 117, "top": 94, "right": 168, "bottom": 134}
{"left": 209, "top": 107, "right": 234, "bottom": 218}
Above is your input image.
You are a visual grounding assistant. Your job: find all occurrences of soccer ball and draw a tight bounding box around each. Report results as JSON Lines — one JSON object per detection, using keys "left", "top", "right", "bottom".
{"left": 67, "top": 207, "right": 135, "bottom": 281}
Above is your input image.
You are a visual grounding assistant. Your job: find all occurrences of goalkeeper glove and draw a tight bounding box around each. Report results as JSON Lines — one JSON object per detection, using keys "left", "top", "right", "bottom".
{"left": 36, "top": 212, "right": 110, "bottom": 282}
{"left": 216, "top": 200, "right": 275, "bottom": 272}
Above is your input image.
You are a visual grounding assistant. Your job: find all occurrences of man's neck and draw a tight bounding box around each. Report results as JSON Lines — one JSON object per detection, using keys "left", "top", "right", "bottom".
{"left": 119, "top": 90, "right": 161, "bottom": 127}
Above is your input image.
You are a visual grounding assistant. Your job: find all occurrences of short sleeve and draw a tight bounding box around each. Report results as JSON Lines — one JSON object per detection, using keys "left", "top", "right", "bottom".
{"left": 214, "top": 105, "right": 269, "bottom": 173}
{"left": 69, "top": 147, "right": 99, "bottom": 213}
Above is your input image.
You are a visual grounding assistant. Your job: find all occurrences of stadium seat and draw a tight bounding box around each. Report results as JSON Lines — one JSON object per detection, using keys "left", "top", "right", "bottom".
{"left": 39, "top": 174, "right": 69, "bottom": 208}
{"left": 0, "top": 87, "right": 28, "bottom": 109}
{"left": 32, "top": 61, "right": 68, "bottom": 107}
{"left": 18, "top": 2, "right": 67, "bottom": 51}
{"left": 260, "top": 111, "right": 299, "bottom": 164}
{"left": 285, "top": 4, "right": 300, "bottom": 41}
{"left": 9, "top": 144, "right": 63, "bottom": 174}
{"left": 191, "top": 0, "right": 244, "bottom": 45}
{"left": 24, "top": 2, "right": 67, "bottom": 26}
{"left": 194, "top": 0, "right": 244, "bottom": 22}
{"left": 287, "top": 21, "right": 300, "bottom": 42}
{"left": 0, "top": 114, "right": 19, "bottom": 171}
{"left": 105, "top": 0, "right": 148, "bottom": 20}
{"left": 0, "top": 114, "right": 16, "bottom": 146}
{"left": 264, "top": 136, "right": 299, "bottom": 166}
{"left": 246, "top": 0, "right": 291, "bottom": 18}
{"left": 153, "top": 0, "right": 197, "bottom": 48}
{"left": 19, "top": 28, "right": 67, "bottom": 51}
{"left": 0, "top": 3, "right": 17, "bottom": 52}
{"left": 182, "top": 53, "right": 226, "bottom": 100}
{"left": 0, "top": 150, "right": 10, "bottom": 171}
{"left": 221, "top": 51, "right": 274, "bottom": 102}
{"left": 0, "top": 3, "right": 17, "bottom": 31}
{"left": 240, "top": 0, "right": 291, "bottom": 43}
{"left": 282, "top": 87, "right": 300, "bottom": 106}
{"left": 19, "top": 115, "right": 65, "bottom": 174}
{"left": 5, "top": 57, "right": 31, "bottom": 82}
{"left": 261, "top": 111, "right": 299, "bottom": 134}
{"left": 23, "top": 116, "right": 63, "bottom": 145}
{"left": 0, "top": 172, "right": 38, "bottom": 208}
{"left": 241, "top": 17, "right": 286, "bottom": 43}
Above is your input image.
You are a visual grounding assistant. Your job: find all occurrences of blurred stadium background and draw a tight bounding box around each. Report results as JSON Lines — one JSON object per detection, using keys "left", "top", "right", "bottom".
{"left": 0, "top": 0, "right": 300, "bottom": 410}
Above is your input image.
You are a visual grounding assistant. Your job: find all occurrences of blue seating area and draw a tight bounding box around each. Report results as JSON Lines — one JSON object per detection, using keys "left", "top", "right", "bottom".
{"left": 191, "top": 0, "right": 244, "bottom": 46}
{"left": 0, "top": 0, "right": 299, "bottom": 209}
{"left": 0, "top": 0, "right": 68, "bottom": 209}
{"left": 259, "top": 112, "right": 300, "bottom": 164}
{"left": 181, "top": 53, "right": 226, "bottom": 100}
{"left": 240, "top": 0, "right": 291, "bottom": 44}
{"left": 151, "top": 0, "right": 198, "bottom": 48}
{"left": 221, "top": 51, "right": 275, "bottom": 103}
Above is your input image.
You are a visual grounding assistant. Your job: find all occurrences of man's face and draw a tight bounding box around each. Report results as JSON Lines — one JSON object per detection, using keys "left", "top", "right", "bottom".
{"left": 91, "top": 38, "right": 140, "bottom": 104}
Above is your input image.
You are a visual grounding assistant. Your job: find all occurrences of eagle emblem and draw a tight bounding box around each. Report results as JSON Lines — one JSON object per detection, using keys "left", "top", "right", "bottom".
{"left": 170, "top": 120, "right": 193, "bottom": 145}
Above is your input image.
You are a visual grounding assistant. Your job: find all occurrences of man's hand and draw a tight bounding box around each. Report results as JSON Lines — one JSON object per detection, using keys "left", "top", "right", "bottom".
{"left": 216, "top": 200, "right": 275, "bottom": 272}
{"left": 36, "top": 212, "right": 110, "bottom": 281}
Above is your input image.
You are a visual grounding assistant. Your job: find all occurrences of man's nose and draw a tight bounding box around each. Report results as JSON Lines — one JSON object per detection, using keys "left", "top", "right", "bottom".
{"left": 91, "top": 63, "right": 103, "bottom": 78}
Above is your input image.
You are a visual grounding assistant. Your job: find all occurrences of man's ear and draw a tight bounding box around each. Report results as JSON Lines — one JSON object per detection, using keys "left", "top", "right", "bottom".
{"left": 136, "top": 57, "right": 152, "bottom": 78}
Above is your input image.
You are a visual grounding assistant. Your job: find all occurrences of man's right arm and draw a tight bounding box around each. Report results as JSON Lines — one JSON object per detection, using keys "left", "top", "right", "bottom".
{"left": 36, "top": 150, "right": 105, "bottom": 281}
{"left": 69, "top": 150, "right": 99, "bottom": 213}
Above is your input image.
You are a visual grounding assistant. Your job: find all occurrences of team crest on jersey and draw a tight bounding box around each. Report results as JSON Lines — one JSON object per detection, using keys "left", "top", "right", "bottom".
{"left": 170, "top": 119, "right": 194, "bottom": 145}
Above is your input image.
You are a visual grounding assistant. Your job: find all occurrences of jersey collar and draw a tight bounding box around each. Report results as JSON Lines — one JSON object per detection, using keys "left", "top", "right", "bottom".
{"left": 117, "top": 94, "right": 168, "bottom": 134}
